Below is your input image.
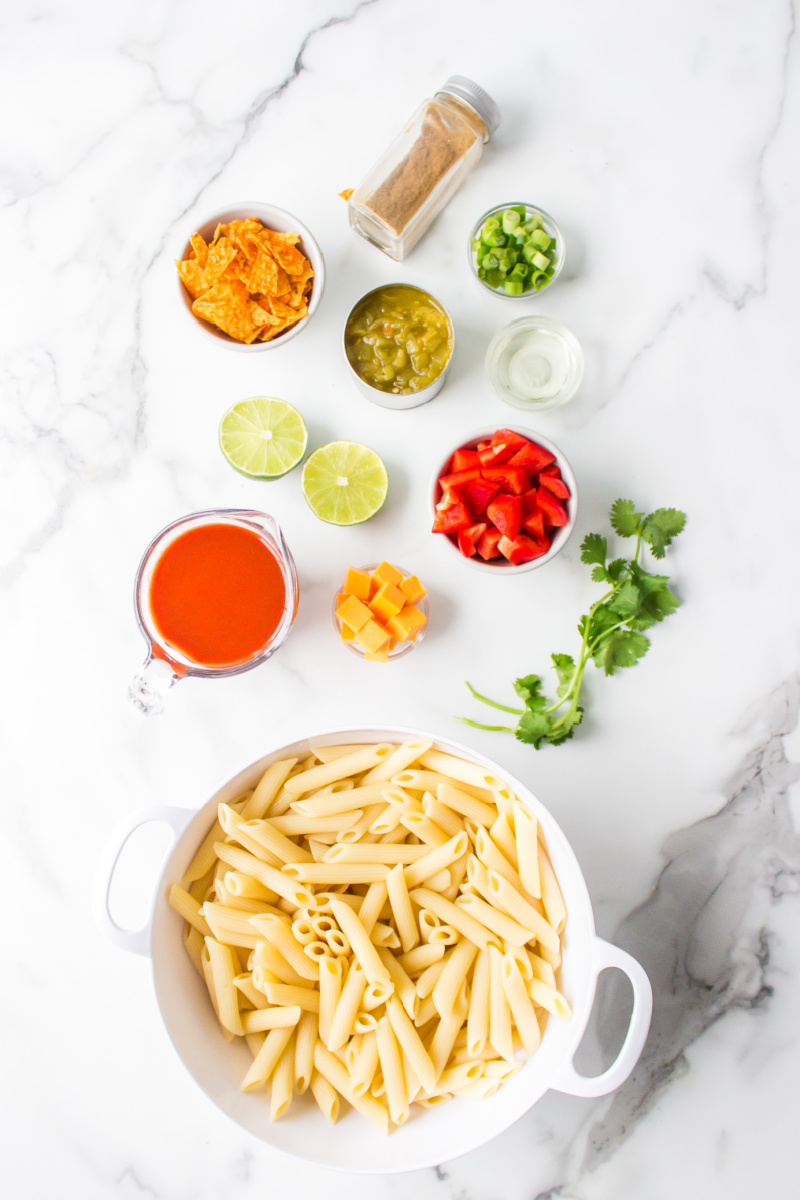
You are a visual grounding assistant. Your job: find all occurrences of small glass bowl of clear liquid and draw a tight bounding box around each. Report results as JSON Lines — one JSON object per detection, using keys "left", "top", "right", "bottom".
{"left": 486, "top": 315, "right": 584, "bottom": 411}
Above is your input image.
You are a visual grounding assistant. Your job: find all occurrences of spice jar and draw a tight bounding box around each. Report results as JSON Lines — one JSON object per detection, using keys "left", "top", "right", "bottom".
{"left": 347, "top": 76, "right": 501, "bottom": 261}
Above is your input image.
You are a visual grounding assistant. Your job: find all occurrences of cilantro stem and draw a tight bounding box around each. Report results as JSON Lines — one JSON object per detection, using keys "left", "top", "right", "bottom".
{"left": 454, "top": 717, "right": 517, "bottom": 733}
{"left": 464, "top": 682, "right": 524, "bottom": 715}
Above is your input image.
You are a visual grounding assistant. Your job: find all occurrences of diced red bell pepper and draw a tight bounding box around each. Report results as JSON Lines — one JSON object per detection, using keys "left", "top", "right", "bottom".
{"left": 477, "top": 528, "right": 503, "bottom": 559}
{"left": 478, "top": 444, "right": 512, "bottom": 467}
{"left": 486, "top": 494, "right": 522, "bottom": 542}
{"left": 457, "top": 522, "right": 488, "bottom": 558}
{"left": 522, "top": 508, "right": 546, "bottom": 540}
{"left": 498, "top": 533, "right": 550, "bottom": 565}
{"left": 540, "top": 463, "right": 561, "bottom": 478}
{"left": 491, "top": 428, "right": 530, "bottom": 454}
{"left": 482, "top": 465, "right": 530, "bottom": 495}
{"left": 539, "top": 472, "right": 571, "bottom": 500}
{"left": 536, "top": 487, "right": 569, "bottom": 527}
{"left": 451, "top": 448, "right": 482, "bottom": 472}
{"left": 439, "top": 468, "right": 482, "bottom": 490}
{"left": 476, "top": 440, "right": 490, "bottom": 451}
{"left": 519, "top": 488, "right": 540, "bottom": 515}
{"left": 464, "top": 477, "right": 501, "bottom": 516}
{"left": 432, "top": 500, "right": 473, "bottom": 534}
{"left": 436, "top": 481, "right": 465, "bottom": 510}
{"left": 508, "top": 440, "right": 556, "bottom": 476}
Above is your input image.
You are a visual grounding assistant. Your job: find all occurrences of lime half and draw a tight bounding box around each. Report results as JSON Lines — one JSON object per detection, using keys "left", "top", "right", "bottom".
{"left": 301, "top": 441, "right": 388, "bottom": 525}
{"left": 219, "top": 397, "right": 308, "bottom": 479}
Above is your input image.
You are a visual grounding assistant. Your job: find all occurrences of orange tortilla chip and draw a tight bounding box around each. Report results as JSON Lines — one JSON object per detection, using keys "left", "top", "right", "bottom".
{"left": 338, "top": 188, "right": 354, "bottom": 201}
{"left": 177, "top": 218, "right": 313, "bottom": 343}
{"left": 192, "top": 279, "right": 256, "bottom": 342}
{"left": 176, "top": 257, "right": 206, "bottom": 299}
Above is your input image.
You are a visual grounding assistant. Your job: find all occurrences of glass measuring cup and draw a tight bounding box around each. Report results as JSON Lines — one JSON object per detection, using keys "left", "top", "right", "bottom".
{"left": 130, "top": 508, "right": 299, "bottom": 715}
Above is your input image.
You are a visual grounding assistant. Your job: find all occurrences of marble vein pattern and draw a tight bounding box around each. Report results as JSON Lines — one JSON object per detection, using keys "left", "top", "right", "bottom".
{"left": 2, "top": 0, "right": 800, "bottom": 1197}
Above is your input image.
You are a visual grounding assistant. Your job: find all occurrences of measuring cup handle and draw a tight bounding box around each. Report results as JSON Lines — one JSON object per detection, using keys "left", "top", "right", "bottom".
{"left": 93, "top": 806, "right": 194, "bottom": 956}
{"left": 129, "top": 655, "right": 180, "bottom": 716}
{"left": 551, "top": 936, "right": 653, "bottom": 1098}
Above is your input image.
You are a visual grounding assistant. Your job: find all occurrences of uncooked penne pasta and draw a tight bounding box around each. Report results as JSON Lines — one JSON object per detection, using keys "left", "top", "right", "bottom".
{"left": 467, "top": 948, "right": 491, "bottom": 1056}
{"left": 318, "top": 955, "right": 343, "bottom": 1047}
{"left": 488, "top": 945, "right": 514, "bottom": 1061}
{"left": 241, "top": 1005, "right": 302, "bottom": 1033}
{"left": 167, "top": 884, "right": 212, "bottom": 937}
{"left": 422, "top": 794, "right": 465, "bottom": 839}
{"left": 327, "top": 961, "right": 367, "bottom": 1051}
{"left": 182, "top": 818, "right": 223, "bottom": 883}
{"left": 310, "top": 743, "right": 374, "bottom": 763}
{"left": 501, "top": 953, "right": 541, "bottom": 1054}
{"left": 376, "top": 946, "right": 418, "bottom": 1020}
{"left": 432, "top": 939, "right": 478, "bottom": 1018}
{"left": 357, "top": 880, "right": 389, "bottom": 935}
{"left": 361, "top": 739, "right": 433, "bottom": 785}
{"left": 386, "top": 995, "right": 437, "bottom": 1093}
{"left": 436, "top": 784, "right": 497, "bottom": 827}
{"left": 455, "top": 893, "right": 535, "bottom": 947}
{"left": 249, "top": 913, "right": 319, "bottom": 981}
{"left": 386, "top": 863, "right": 419, "bottom": 954}
{"left": 240, "top": 1025, "right": 294, "bottom": 1092}
{"left": 270, "top": 1033, "right": 296, "bottom": 1120}
{"left": 490, "top": 812, "right": 519, "bottom": 869}
{"left": 350, "top": 1029, "right": 379, "bottom": 1097}
{"left": 268, "top": 811, "right": 362, "bottom": 836}
{"left": 486, "top": 871, "right": 560, "bottom": 954}
{"left": 205, "top": 937, "right": 244, "bottom": 1036}
{"left": 329, "top": 898, "right": 393, "bottom": 988}
{"left": 403, "top": 831, "right": 468, "bottom": 889}
{"left": 397, "top": 941, "right": 445, "bottom": 976}
{"left": 538, "top": 844, "right": 567, "bottom": 933}
{"left": 323, "top": 843, "right": 430, "bottom": 865}
{"left": 418, "top": 749, "right": 505, "bottom": 793}
{"left": 240, "top": 757, "right": 298, "bottom": 820}
{"left": 399, "top": 811, "right": 449, "bottom": 848}
{"left": 527, "top": 977, "right": 572, "bottom": 1018}
{"left": 283, "top": 863, "right": 390, "bottom": 884}
{"left": 239, "top": 818, "right": 313, "bottom": 865}
{"left": 376, "top": 1016, "right": 408, "bottom": 1125}
{"left": 263, "top": 983, "right": 320, "bottom": 1013}
{"left": 308, "top": 1068, "right": 340, "bottom": 1123}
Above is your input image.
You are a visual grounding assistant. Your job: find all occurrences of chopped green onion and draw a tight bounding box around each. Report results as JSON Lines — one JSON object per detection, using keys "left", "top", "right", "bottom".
{"left": 504, "top": 280, "right": 523, "bottom": 295}
{"left": 502, "top": 210, "right": 521, "bottom": 234}
{"left": 473, "top": 206, "right": 559, "bottom": 295}
{"left": 529, "top": 229, "right": 551, "bottom": 251}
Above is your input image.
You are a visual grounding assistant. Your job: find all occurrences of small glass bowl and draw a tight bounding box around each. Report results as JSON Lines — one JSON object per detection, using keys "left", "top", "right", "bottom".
{"left": 486, "top": 315, "right": 584, "bottom": 412}
{"left": 469, "top": 203, "right": 564, "bottom": 298}
{"left": 332, "top": 564, "right": 429, "bottom": 660}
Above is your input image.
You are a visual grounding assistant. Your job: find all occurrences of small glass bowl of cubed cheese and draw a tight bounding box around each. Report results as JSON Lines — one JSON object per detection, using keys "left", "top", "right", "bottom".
{"left": 332, "top": 562, "right": 429, "bottom": 661}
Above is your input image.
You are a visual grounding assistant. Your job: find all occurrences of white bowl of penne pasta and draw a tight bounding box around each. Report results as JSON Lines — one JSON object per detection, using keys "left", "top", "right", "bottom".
{"left": 95, "top": 728, "right": 652, "bottom": 1172}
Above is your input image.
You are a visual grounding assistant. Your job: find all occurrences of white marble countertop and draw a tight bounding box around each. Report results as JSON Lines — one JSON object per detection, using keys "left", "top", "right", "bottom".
{"left": 4, "top": 0, "right": 800, "bottom": 1195}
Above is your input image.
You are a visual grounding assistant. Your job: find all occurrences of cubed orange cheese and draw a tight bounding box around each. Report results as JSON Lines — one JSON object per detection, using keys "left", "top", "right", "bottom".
{"left": 374, "top": 560, "right": 404, "bottom": 586}
{"left": 340, "top": 623, "right": 357, "bottom": 642}
{"left": 400, "top": 574, "right": 427, "bottom": 604}
{"left": 368, "top": 581, "right": 405, "bottom": 621}
{"left": 386, "top": 604, "right": 426, "bottom": 642}
{"left": 368, "top": 576, "right": 381, "bottom": 600}
{"left": 364, "top": 644, "right": 391, "bottom": 662}
{"left": 343, "top": 566, "right": 372, "bottom": 601}
{"left": 337, "top": 592, "right": 349, "bottom": 608}
{"left": 336, "top": 594, "right": 373, "bottom": 633}
{"left": 354, "top": 619, "right": 391, "bottom": 654}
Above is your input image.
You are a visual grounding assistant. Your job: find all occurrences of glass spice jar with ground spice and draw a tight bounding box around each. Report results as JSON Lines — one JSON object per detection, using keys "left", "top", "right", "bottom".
{"left": 347, "top": 76, "right": 501, "bottom": 261}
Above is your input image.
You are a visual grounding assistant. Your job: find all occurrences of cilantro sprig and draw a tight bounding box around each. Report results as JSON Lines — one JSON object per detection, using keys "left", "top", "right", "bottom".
{"left": 456, "top": 500, "right": 686, "bottom": 749}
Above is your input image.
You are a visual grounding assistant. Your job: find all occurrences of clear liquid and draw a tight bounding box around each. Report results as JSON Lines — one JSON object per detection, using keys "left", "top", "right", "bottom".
{"left": 503, "top": 328, "right": 571, "bottom": 402}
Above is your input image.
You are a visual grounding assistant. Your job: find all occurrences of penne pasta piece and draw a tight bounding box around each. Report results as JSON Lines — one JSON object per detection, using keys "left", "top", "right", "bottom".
{"left": 233, "top": 972, "right": 270, "bottom": 1010}
{"left": 239, "top": 818, "right": 313, "bottom": 865}
{"left": 270, "top": 1033, "right": 296, "bottom": 1120}
{"left": 488, "top": 946, "right": 514, "bottom": 1062}
{"left": 426, "top": 1060, "right": 484, "bottom": 1096}
{"left": 504, "top": 941, "right": 533, "bottom": 981}
{"left": 473, "top": 826, "right": 524, "bottom": 890}
{"left": 361, "top": 739, "right": 433, "bottom": 785}
{"left": 291, "top": 917, "right": 315, "bottom": 945}
{"left": 403, "top": 831, "right": 468, "bottom": 889}
{"left": 214, "top": 843, "right": 313, "bottom": 908}
{"left": 357, "top": 880, "right": 389, "bottom": 935}
{"left": 311, "top": 743, "right": 374, "bottom": 763}
{"left": 418, "top": 749, "right": 506, "bottom": 794}
{"left": 421, "top": 795, "right": 465, "bottom": 839}
{"left": 527, "top": 977, "right": 572, "bottom": 1018}
{"left": 428, "top": 924, "right": 459, "bottom": 945}
{"left": 310, "top": 891, "right": 361, "bottom": 914}
{"left": 455, "top": 1077, "right": 500, "bottom": 1100}
{"left": 251, "top": 941, "right": 309, "bottom": 988}
{"left": 376, "top": 1016, "right": 409, "bottom": 1125}
{"left": 386, "top": 863, "right": 419, "bottom": 954}
{"left": 442, "top": 852, "right": 470, "bottom": 902}
{"left": 432, "top": 939, "right": 478, "bottom": 1019}
{"left": 284, "top": 745, "right": 395, "bottom": 796}
{"left": 263, "top": 983, "right": 320, "bottom": 1013}
{"left": 362, "top": 980, "right": 393, "bottom": 1010}
{"left": 205, "top": 937, "right": 244, "bottom": 1036}
{"left": 183, "top": 925, "right": 206, "bottom": 977}
{"left": 168, "top": 884, "right": 212, "bottom": 937}
{"left": 240, "top": 1026, "right": 294, "bottom": 1092}
{"left": 282, "top": 863, "right": 390, "bottom": 884}
{"left": 489, "top": 813, "right": 519, "bottom": 869}
{"left": 501, "top": 953, "right": 541, "bottom": 1054}
{"left": 313, "top": 1042, "right": 390, "bottom": 1135}
{"left": 249, "top": 914, "right": 319, "bottom": 982}
{"left": 183, "top": 818, "right": 223, "bottom": 883}
{"left": 486, "top": 872, "right": 560, "bottom": 954}
{"left": 350, "top": 1029, "right": 379, "bottom": 1097}
{"left": 512, "top": 801, "right": 540, "bottom": 898}
{"left": 375, "top": 946, "right": 419, "bottom": 1020}
{"left": 538, "top": 844, "right": 567, "bottom": 933}
{"left": 318, "top": 955, "right": 343, "bottom": 1047}
{"left": 436, "top": 783, "right": 497, "bottom": 827}
{"left": 308, "top": 1068, "right": 341, "bottom": 1123}
{"left": 218, "top": 803, "right": 283, "bottom": 865}
{"left": 397, "top": 942, "right": 445, "bottom": 976}
{"left": 490, "top": 787, "right": 515, "bottom": 820}
{"left": 467, "top": 948, "right": 491, "bottom": 1057}
{"left": 329, "top": 898, "right": 393, "bottom": 988}
{"left": 337, "top": 803, "right": 386, "bottom": 843}
{"left": 415, "top": 957, "right": 447, "bottom": 999}
{"left": 324, "top": 928, "right": 350, "bottom": 957}
{"left": 399, "top": 811, "right": 449, "bottom": 848}
{"left": 455, "top": 893, "right": 535, "bottom": 947}
{"left": 527, "top": 950, "right": 557, "bottom": 988}
{"left": 386, "top": 995, "right": 437, "bottom": 1092}
{"left": 424, "top": 868, "right": 452, "bottom": 893}
{"left": 354, "top": 1011, "right": 379, "bottom": 1034}
{"left": 240, "top": 757, "right": 298, "bottom": 820}
{"left": 268, "top": 811, "right": 362, "bottom": 836}
{"left": 245, "top": 1031, "right": 266, "bottom": 1058}
{"left": 241, "top": 1005, "right": 302, "bottom": 1033}
{"left": 428, "top": 983, "right": 468, "bottom": 1079}
{"left": 370, "top": 923, "right": 401, "bottom": 949}
{"left": 327, "top": 961, "right": 367, "bottom": 1050}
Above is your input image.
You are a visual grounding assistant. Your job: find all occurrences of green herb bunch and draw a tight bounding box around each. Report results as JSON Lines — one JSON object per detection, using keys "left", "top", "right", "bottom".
{"left": 457, "top": 500, "right": 686, "bottom": 749}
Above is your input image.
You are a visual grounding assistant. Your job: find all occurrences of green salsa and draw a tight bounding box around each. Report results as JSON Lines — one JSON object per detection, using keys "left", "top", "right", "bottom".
{"left": 345, "top": 285, "right": 453, "bottom": 394}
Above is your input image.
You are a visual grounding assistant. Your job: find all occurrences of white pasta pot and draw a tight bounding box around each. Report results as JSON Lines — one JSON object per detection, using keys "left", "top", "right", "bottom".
{"left": 94, "top": 727, "right": 652, "bottom": 1173}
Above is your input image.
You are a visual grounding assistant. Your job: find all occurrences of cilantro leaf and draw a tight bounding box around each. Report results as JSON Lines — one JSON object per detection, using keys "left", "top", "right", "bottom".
{"left": 546, "top": 706, "right": 583, "bottom": 745}
{"left": 592, "top": 629, "right": 650, "bottom": 675}
{"left": 641, "top": 507, "right": 686, "bottom": 559}
{"left": 606, "top": 579, "right": 642, "bottom": 621}
{"left": 513, "top": 675, "right": 546, "bottom": 709}
{"left": 606, "top": 558, "right": 628, "bottom": 583}
{"left": 591, "top": 565, "right": 610, "bottom": 583}
{"left": 551, "top": 653, "right": 576, "bottom": 698}
{"left": 610, "top": 499, "right": 644, "bottom": 538}
{"left": 515, "top": 708, "right": 555, "bottom": 748}
{"left": 580, "top": 533, "right": 607, "bottom": 567}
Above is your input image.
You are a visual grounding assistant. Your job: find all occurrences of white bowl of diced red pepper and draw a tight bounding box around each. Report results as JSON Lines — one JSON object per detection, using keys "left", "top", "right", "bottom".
{"left": 430, "top": 426, "right": 578, "bottom": 573}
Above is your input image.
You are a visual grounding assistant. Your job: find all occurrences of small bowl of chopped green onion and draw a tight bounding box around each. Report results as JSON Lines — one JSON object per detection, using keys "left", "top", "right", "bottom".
{"left": 469, "top": 203, "right": 564, "bottom": 298}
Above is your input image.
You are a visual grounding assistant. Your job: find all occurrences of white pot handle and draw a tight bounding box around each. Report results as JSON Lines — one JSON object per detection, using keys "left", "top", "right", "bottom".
{"left": 93, "top": 806, "right": 194, "bottom": 957}
{"left": 551, "top": 936, "right": 653, "bottom": 1098}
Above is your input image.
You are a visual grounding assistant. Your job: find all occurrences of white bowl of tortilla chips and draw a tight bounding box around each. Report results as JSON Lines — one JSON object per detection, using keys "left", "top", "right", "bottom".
{"left": 176, "top": 202, "right": 325, "bottom": 350}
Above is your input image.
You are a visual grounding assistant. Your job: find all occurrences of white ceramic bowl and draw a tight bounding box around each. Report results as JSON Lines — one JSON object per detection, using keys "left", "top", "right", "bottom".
{"left": 176, "top": 201, "right": 325, "bottom": 351}
{"left": 95, "top": 727, "right": 651, "bottom": 1173}
{"left": 430, "top": 427, "right": 578, "bottom": 574}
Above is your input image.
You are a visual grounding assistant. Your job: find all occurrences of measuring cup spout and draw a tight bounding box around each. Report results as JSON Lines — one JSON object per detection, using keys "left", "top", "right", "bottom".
{"left": 129, "top": 655, "right": 180, "bottom": 716}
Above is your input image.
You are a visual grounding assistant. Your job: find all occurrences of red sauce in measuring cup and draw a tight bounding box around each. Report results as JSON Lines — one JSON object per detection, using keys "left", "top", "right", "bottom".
{"left": 149, "top": 523, "right": 287, "bottom": 667}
